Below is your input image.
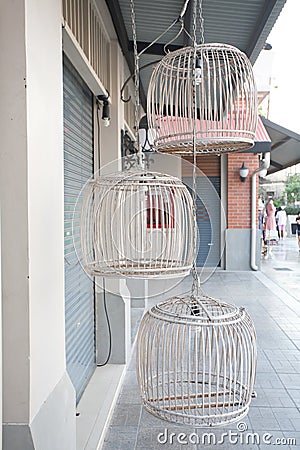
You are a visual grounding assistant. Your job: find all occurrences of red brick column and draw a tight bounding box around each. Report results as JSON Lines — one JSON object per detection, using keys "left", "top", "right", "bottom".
{"left": 227, "top": 153, "right": 259, "bottom": 229}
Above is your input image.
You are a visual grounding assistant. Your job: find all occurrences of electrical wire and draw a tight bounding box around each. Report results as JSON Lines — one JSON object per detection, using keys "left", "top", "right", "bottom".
{"left": 96, "top": 101, "right": 112, "bottom": 367}
{"left": 97, "top": 278, "right": 112, "bottom": 366}
{"left": 120, "top": 0, "right": 194, "bottom": 103}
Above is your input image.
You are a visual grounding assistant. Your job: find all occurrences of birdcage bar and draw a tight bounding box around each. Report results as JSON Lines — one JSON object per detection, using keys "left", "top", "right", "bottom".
{"left": 147, "top": 43, "right": 257, "bottom": 154}
{"left": 80, "top": 171, "right": 195, "bottom": 278}
{"left": 136, "top": 295, "right": 257, "bottom": 426}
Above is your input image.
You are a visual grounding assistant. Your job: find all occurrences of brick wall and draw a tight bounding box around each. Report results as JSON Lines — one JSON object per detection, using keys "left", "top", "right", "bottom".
{"left": 228, "top": 153, "right": 259, "bottom": 229}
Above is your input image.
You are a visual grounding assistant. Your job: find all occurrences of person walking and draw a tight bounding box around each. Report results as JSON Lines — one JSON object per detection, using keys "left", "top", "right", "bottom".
{"left": 276, "top": 207, "right": 287, "bottom": 239}
{"left": 296, "top": 211, "right": 300, "bottom": 251}
{"left": 265, "top": 199, "right": 276, "bottom": 232}
{"left": 264, "top": 199, "right": 277, "bottom": 258}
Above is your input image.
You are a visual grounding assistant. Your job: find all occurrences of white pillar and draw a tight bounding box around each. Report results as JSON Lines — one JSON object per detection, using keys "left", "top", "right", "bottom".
{"left": 0, "top": 208, "right": 2, "bottom": 450}
{"left": 0, "top": 1, "right": 75, "bottom": 448}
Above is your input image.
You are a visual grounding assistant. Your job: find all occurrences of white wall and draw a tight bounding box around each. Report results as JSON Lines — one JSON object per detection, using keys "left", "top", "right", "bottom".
{"left": 0, "top": 210, "right": 3, "bottom": 450}
{"left": 0, "top": 0, "right": 69, "bottom": 427}
{"left": 0, "top": 0, "right": 30, "bottom": 423}
{"left": 150, "top": 153, "right": 182, "bottom": 178}
{"left": 25, "top": 0, "right": 66, "bottom": 421}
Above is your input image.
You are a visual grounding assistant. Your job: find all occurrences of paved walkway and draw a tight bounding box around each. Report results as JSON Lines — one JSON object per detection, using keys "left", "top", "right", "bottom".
{"left": 261, "top": 236, "right": 300, "bottom": 303}
{"left": 102, "top": 238, "right": 300, "bottom": 450}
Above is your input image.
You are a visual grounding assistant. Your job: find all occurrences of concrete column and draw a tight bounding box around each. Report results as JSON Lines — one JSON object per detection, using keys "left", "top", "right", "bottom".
{"left": 0, "top": 209, "right": 2, "bottom": 450}
{"left": 226, "top": 153, "right": 259, "bottom": 270}
{"left": 0, "top": 1, "right": 75, "bottom": 449}
{"left": 225, "top": 229, "right": 261, "bottom": 270}
{"left": 0, "top": 0, "right": 30, "bottom": 427}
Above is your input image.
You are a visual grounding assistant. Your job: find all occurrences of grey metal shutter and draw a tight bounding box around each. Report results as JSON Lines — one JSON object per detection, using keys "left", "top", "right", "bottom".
{"left": 183, "top": 176, "right": 221, "bottom": 267}
{"left": 63, "top": 56, "right": 95, "bottom": 402}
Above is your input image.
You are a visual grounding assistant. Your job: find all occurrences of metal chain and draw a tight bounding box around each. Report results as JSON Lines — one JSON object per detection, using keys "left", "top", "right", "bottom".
{"left": 130, "top": 0, "right": 142, "bottom": 165}
{"left": 198, "top": 0, "right": 205, "bottom": 44}
{"left": 192, "top": 0, "right": 197, "bottom": 47}
{"left": 192, "top": 0, "right": 205, "bottom": 46}
{"left": 191, "top": 0, "right": 200, "bottom": 296}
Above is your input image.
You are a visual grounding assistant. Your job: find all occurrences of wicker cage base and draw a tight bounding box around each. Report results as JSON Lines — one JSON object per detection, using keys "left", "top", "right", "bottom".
{"left": 154, "top": 138, "right": 254, "bottom": 155}
{"left": 141, "top": 375, "right": 251, "bottom": 427}
{"left": 85, "top": 260, "right": 192, "bottom": 278}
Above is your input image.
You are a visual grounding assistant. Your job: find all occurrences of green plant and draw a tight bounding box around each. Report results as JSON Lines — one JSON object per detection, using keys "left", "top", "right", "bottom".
{"left": 285, "top": 174, "right": 300, "bottom": 204}
{"left": 285, "top": 206, "right": 300, "bottom": 215}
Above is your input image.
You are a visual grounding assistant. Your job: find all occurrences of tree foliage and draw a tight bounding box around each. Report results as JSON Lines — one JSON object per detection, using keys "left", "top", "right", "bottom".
{"left": 285, "top": 174, "right": 300, "bottom": 204}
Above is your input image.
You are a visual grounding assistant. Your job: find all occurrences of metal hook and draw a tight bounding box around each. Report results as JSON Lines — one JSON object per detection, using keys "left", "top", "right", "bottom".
{"left": 120, "top": 60, "right": 161, "bottom": 103}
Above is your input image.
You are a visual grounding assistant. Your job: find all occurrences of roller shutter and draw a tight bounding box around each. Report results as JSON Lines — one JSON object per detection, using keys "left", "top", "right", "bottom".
{"left": 63, "top": 56, "right": 95, "bottom": 402}
{"left": 182, "top": 155, "right": 221, "bottom": 267}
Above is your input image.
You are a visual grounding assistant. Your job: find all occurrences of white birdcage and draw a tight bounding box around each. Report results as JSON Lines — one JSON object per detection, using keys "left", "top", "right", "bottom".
{"left": 136, "top": 294, "right": 257, "bottom": 426}
{"left": 80, "top": 170, "right": 195, "bottom": 278}
{"left": 147, "top": 43, "right": 257, "bottom": 154}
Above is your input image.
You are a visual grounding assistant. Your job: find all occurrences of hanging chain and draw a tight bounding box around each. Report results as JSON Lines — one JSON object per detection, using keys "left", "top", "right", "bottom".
{"left": 191, "top": 0, "right": 200, "bottom": 296}
{"left": 198, "top": 0, "right": 204, "bottom": 44}
{"left": 190, "top": 0, "right": 212, "bottom": 320}
{"left": 192, "top": 0, "right": 197, "bottom": 47}
{"left": 191, "top": 0, "right": 205, "bottom": 46}
{"left": 130, "top": 0, "right": 142, "bottom": 165}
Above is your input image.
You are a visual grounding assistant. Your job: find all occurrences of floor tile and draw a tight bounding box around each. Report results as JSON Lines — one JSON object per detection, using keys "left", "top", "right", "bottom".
{"left": 102, "top": 426, "right": 138, "bottom": 450}
{"left": 100, "top": 238, "right": 300, "bottom": 450}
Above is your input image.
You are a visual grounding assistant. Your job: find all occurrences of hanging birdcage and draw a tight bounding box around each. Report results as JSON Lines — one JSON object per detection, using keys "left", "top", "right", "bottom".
{"left": 136, "top": 294, "right": 257, "bottom": 426}
{"left": 147, "top": 43, "right": 257, "bottom": 154}
{"left": 80, "top": 170, "right": 195, "bottom": 278}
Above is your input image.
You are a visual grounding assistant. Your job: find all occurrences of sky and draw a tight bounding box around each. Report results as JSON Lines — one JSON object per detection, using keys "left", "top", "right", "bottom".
{"left": 254, "top": 0, "right": 300, "bottom": 134}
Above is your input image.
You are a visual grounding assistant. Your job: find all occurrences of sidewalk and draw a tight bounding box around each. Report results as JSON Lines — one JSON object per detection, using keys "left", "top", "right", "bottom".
{"left": 102, "top": 238, "right": 300, "bottom": 450}
{"left": 261, "top": 236, "right": 300, "bottom": 303}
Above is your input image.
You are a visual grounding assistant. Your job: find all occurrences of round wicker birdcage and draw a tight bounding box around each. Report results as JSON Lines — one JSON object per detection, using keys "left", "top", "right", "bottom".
{"left": 80, "top": 170, "right": 195, "bottom": 278}
{"left": 136, "top": 294, "right": 257, "bottom": 426}
{"left": 147, "top": 43, "right": 257, "bottom": 154}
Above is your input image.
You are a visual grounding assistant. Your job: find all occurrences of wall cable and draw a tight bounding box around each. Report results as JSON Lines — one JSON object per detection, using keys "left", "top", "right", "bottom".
{"left": 96, "top": 100, "right": 112, "bottom": 366}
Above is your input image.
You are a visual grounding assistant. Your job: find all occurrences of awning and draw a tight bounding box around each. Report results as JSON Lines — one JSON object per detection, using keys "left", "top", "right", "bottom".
{"left": 260, "top": 117, "right": 300, "bottom": 174}
{"left": 249, "top": 115, "right": 272, "bottom": 153}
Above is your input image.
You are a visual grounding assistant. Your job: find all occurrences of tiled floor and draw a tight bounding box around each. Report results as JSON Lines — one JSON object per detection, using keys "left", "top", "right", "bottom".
{"left": 102, "top": 238, "right": 300, "bottom": 449}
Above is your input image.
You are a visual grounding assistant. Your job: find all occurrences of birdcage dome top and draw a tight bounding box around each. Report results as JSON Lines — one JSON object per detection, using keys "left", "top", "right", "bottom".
{"left": 149, "top": 295, "right": 247, "bottom": 325}
{"left": 147, "top": 42, "right": 257, "bottom": 155}
{"left": 157, "top": 43, "right": 247, "bottom": 68}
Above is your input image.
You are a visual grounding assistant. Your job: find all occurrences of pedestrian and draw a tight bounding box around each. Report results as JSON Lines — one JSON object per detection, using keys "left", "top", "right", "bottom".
{"left": 265, "top": 199, "right": 276, "bottom": 233}
{"left": 258, "top": 200, "right": 267, "bottom": 256}
{"left": 275, "top": 207, "right": 287, "bottom": 239}
{"left": 275, "top": 207, "right": 280, "bottom": 239}
{"left": 263, "top": 199, "right": 277, "bottom": 258}
{"left": 296, "top": 211, "right": 300, "bottom": 251}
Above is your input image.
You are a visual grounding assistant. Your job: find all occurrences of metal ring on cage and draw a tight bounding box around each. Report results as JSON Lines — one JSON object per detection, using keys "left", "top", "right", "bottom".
{"left": 147, "top": 43, "right": 257, "bottom": 155}
{"left": 136, "top": 294, "right": 257, "bottom": 426}
{"left": 80, "top": 170, "right": 195, "bottom": 278}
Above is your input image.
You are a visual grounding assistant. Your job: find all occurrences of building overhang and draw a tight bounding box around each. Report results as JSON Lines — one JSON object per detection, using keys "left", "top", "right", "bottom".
{"left": 105, "top": 0, "right": 287, "bottom": 110}
{"left": 251, "top": 115, "right": 272, "bottom": 154}
{"left": 260, "top": 117, "right": 300, "bottom": 174}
